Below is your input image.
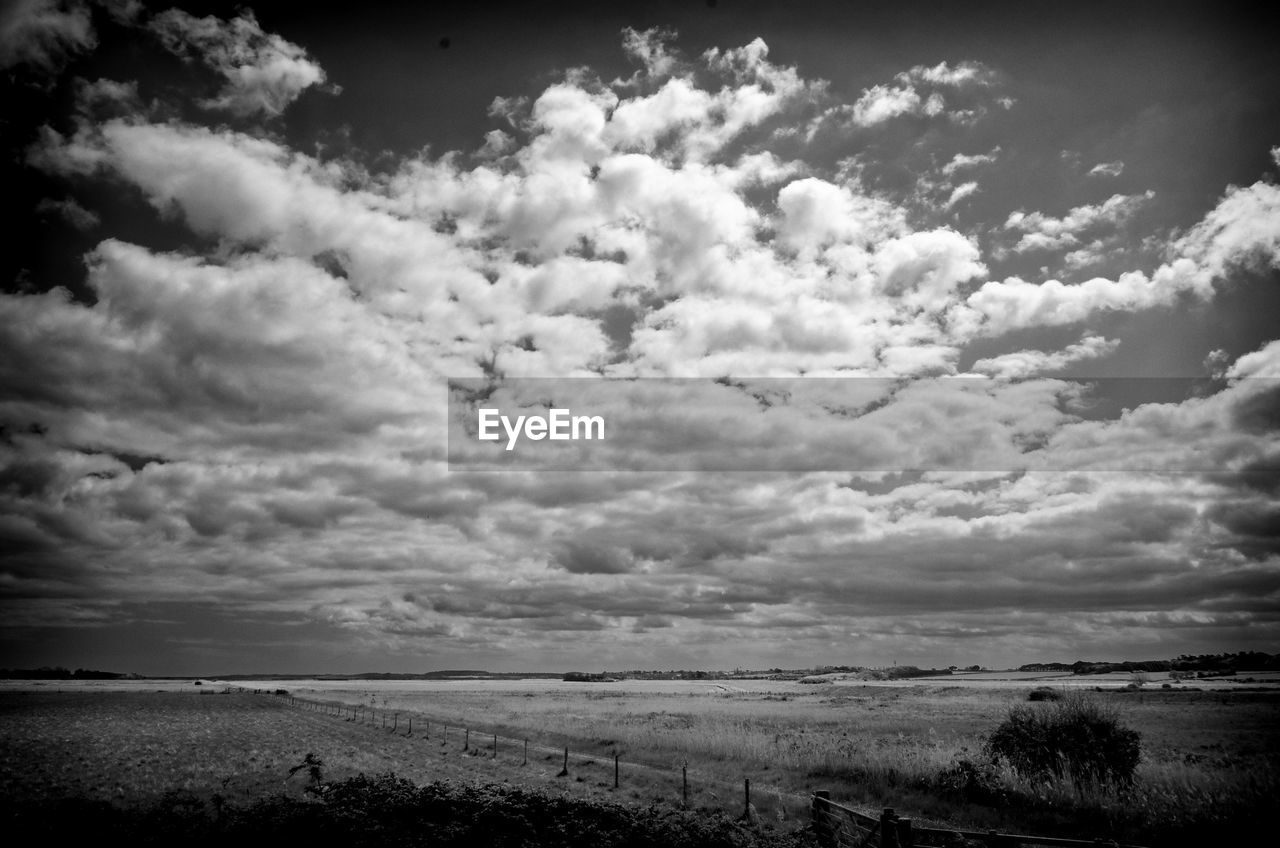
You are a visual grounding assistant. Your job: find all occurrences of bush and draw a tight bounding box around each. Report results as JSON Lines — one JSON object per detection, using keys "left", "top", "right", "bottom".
{"left": 935, "top": 757, "right": 1005, "bottom": 805}
{"left": 1027, "top": 687, "right": 1062, "bottom": 702}
{"left": 984, "top": 692, "right": 1140, "bottom": 788}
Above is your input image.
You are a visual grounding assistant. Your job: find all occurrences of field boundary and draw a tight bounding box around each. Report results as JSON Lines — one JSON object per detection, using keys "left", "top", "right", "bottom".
{"left": 240, "top": 686, "right": 811, "bottom": 823}
{"left": 810, "top": 793, "right": 1146, "bottom": 848}
{"left": 240, "top": 686, "right": 1151, "bottom": 846}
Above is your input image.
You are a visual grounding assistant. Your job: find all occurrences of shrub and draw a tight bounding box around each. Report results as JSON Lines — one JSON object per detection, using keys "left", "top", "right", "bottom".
{"left": 287, "top": 752, "right": 324, "bottom": 787}
{"left": 1027, "top": 687, "right": 1062, "bottom": 702}
{"left": 984, "top": 692, "right": 1140, "bottom": 788}
{"left": 935, "top": 757, "right": 1005, "bottom": 805}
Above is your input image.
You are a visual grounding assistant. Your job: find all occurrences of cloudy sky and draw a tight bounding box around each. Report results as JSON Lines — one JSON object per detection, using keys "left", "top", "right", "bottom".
{"left": 2, "top": 0, "right": 1278, "bottom": 675}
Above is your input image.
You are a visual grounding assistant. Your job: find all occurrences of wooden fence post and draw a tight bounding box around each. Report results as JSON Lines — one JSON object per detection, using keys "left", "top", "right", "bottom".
{"left": 392, "top": 713, "right": 398, "bottom": 732}
{"left": 406, "top": 716, "right": 412, "bottom": 736}
{"left": 682, "top": 762, "right": 688, "bottom": 808}
{"left": 522, "top": 739, "right": 528, "bottom": 766}
{"left": 493, "top": 733, "right": 498, "bottom": 759}
{"left": 811, "top": 791, "right": 833, "bottom": 848}
{"left": 740, "top": 778, "right": 754, "bottom": 822}
{"left": 880, "top": 808, "right": 899, "bottom": 848}
{"left": 897, "top": 817, "right": 913, "bottom": 848}
{"left": 613, "top": 750, "right": 619, "bottom": 788}
{"left": 464, "top": 728, "right": 470, "bottom": 751}
{"left": 557, "top": 746, "right": 569, "bottom": 776}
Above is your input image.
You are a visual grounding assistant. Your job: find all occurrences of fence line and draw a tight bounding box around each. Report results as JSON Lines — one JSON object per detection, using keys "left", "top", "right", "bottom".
{"left": 241, "top": 687, "right": 1148, "bottom": 847}
{"left": 242, "top": 686, "right": 787, "bottom": 820}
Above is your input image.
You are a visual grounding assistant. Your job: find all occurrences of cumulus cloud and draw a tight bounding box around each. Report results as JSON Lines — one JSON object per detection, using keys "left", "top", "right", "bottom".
{"left": 617, "top": 25, "right": 678, "bottom": 80}
{"left": 942, "top": 148, "right": 1000, "bottom": 177}
{"left": 1005, "top": 191, "right": 1154, "bottom": 253}
{"left": 970, "top": 335, "right": 1119, "bottom": 379}
{"left": 5, "top": 21, "right": 1280, "bottom": 669}
{"left": 847, "top": 61, "right": 995, "bottom": 127}
{"left": 944, "top": 180, "right": 979, "bottom": 209}
{"left": 1173, "top": 166, "right": 1280, "bottom": 281}
{"left": 0, "top": 0, "right": 94, "bottom": 72}
{"left": 147, "top": 8, "right": 330, "bottom": 117}
{"left": 850, "top": 82, "right": 922, "bottom": 126}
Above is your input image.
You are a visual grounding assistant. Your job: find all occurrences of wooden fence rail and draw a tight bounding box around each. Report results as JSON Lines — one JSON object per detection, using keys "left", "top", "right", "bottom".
{"left": 810, "top": 793, "right": 1145, "bottom": 848}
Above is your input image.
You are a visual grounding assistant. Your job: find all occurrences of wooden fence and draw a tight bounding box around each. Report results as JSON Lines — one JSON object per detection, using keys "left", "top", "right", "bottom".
{"left": 243, "top": 688, "right": 790, "bottom": 819}
{"left": 241, "top": 688, "right": 1150, "bottom": 847}
{"left": 810, "top": 792, "right": 1145, "bottom": 848}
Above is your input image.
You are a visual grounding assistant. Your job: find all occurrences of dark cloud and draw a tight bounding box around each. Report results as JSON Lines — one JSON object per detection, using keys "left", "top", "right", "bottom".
{"left": 552, "top": 539, "right": 635, "bottom": 574}
{"left": 0, "top": 0, "right": 95, "bottom": 73}
{"left": 1231, "top": 381, "right": 1280, "bottom": 434}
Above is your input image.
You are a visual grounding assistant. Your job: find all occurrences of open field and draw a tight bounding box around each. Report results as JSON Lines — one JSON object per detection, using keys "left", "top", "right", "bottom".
{"left": 0, "top": 688, "right": 733, "bottom": 816}
{"left": 252, "top": 676, "right": 1280, "bottom": 836}
{"left": 2, "top": 678, "right": 1278, "bottom": 843}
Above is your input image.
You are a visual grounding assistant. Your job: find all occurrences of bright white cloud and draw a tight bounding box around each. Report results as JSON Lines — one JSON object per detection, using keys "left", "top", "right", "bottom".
{"left": 148, "top": 8, "right": 329, "bottom": 117}
{"left": 970, "top": 335, "right": 1119, "bottom": 378}
{"left": 1005, "top": 191, "right": 1154, "bottom": 253}
{"left": 846, "top": 61, "right": 996, "bottom": 127}
{"left": 942, "top": 148, "right": 1000, "bottom": 176}
{"left": 1173, "top": 169, "right": 1280, "bottom": 281}
{"left": 944, "top": 180, "right": 979, "bottom": 209}
{"left": 1089, "top": 160, "right": 1124, "bottom": 178}
{"left": 850, "top": 83, "right": 921, "bottom": 126}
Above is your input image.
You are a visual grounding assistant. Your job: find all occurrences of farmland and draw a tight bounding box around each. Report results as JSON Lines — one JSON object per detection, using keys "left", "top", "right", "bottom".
{"left": 2, "top": 677, "right": 1278, "bottom": 844}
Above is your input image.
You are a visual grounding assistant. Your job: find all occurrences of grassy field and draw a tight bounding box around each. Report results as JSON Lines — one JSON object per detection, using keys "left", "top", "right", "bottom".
{"left": 2, "top": 680, "right": 1277, "bottom": 843}
{"left": 279, "top": 680, "right": 1280, "bottom": 830}
{"left": 0, "top": 688, "right": 802, "bottom": 822}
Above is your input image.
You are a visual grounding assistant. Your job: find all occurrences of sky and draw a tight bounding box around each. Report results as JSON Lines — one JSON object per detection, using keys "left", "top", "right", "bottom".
{"left": 1, "top": 0, "right": 1278, "bottom": 675}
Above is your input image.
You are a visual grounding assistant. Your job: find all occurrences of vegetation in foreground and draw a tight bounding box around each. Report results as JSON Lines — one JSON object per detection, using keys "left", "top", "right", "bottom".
{"left": 1, "top": 773, "right": 816, "bottom": 848}
{"left": 320, "top": 681, "right": 1278, "bottom": 841}
{"left": 3, "top": 686, "right": 1276, "bottom": 846}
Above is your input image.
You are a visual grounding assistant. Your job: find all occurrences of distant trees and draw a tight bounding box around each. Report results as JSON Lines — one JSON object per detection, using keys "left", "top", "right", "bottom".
{"left": 0, "top": 667, "right": 127, "bottom": 680}
{"left": 1019, "top": 652, "right": 1279, "bottom": 675}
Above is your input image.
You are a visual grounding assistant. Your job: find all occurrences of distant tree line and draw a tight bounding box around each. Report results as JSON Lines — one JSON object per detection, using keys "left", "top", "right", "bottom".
{"left": 0, "top": 667, "right": 134, "bottom": 679}
{"left": 1018, "top": 651, "right": 1280, "bottom": 674}
{"left": 605, "top": 665, "right": 964, "bottom": 681}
